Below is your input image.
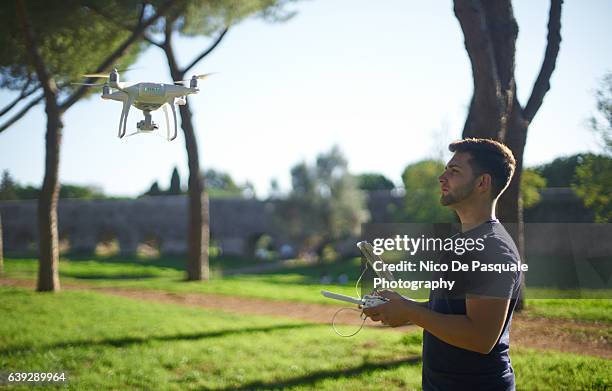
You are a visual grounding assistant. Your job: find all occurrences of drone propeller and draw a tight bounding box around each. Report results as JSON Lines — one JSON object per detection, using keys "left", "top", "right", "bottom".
{"left": 81, "top": 67, "right": 140, "bottom": 79}
{"left": 71, "top": 82, "right": 106, "bottom": 86}
{"left": 81, "top": 73, "right": 110, "bottom": 78}
{"left": 173, "top": 73, "right": 216, "bottom": 84}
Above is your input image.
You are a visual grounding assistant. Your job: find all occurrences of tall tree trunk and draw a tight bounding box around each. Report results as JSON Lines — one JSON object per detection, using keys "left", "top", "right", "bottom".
{"left": 37, "top": 107, "right": 62, "bottom": 291}
{"left": 454, "top": 0, "right": 562, "bottom": 310}
{"left": 17, "top": 0, "right": 62, "bottom": 292}
{"left": 497, "top": 98, "right": 528, "bottom": 308}
{"left": 179, "top": 103, "right": 210, "bottom": 281}
{"left": 162, "top": 31, "right": 209, "bottom": 281}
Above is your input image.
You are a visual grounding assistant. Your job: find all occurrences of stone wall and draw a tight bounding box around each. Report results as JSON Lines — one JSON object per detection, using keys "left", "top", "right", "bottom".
{"left": 0, "top": 196, "right": 280, "bottom": 256}
{"left": 0, "top": 188, "right": 598, "bottom": 257}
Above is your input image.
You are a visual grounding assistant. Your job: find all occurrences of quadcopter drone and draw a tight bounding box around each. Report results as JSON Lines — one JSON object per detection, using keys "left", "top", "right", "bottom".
{"left": 76, "top": 68, "right": 211, "bottom": 141}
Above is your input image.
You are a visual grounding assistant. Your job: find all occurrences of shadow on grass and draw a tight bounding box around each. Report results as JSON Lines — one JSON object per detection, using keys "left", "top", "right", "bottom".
{"left": 59, "top": 273, "right": 160, "bottom": 280}
{"left": 214, "top": 356, "right": 422, "bottom": 390}
{"left": 64, "top": 254, "right": 188, "bottom": 270}
{"left": 0, "top": 323, "right": 315, "bottom": 356}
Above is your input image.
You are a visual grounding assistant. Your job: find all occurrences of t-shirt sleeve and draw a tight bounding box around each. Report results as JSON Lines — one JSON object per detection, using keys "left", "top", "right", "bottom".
{"left": 464, "top": 236, "right": 520, "bottom": 299}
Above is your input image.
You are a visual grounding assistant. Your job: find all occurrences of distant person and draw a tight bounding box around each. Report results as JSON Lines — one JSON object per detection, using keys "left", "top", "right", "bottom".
{"left": 364, "top": 138, "right": 522, "bottom": 391}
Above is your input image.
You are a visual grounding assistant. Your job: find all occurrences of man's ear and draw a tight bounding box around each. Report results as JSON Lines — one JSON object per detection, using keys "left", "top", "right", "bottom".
{"left": 478, "top": 173, "right": 492, "bottom": 193}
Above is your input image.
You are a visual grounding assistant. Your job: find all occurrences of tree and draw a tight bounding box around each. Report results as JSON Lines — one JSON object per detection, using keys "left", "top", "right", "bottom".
{"left": 0, "top": 170, "right": 18, "bottom": 200}
{"left": 0, "top": 171, "right": 105, "bottom": 200}
{"left": 588, "top": 72, "right": 612, "bottom": 153}
{"left": 453, "top": 0, "right": 562, "bottom": 273}
{"left": 520, "top": 169, "right": 546, "bottom": 209}
{"left": 204, "top": 168, "right": 253, "bottom": 198}
{"left": 268, "top": 178, "right": 282, "bottom": 200}
{"left": 400, "top": 160, "right": 455, "bottom": 223}
{"left": 357, "top": 173, "right": 395, "bottom": 191}
{"left": 278, "top": 146, "right": 370, "bottom": 254}
{"left": 2, "top": 0, "right": 173, "bottom": 291}
{"left": 534, "top": 153, "right": 595, "bottom": 187}
{"left": 572, "top": 73, "right": 612, "bottom": 222}
{"left": 144, "top": 181, "right": 163, "bottom": 196}
{"left": 205, "top": 169, "right": 240, "bottom": 192}
{"left": 168, "top": 167, "right": 182, "bottom": 195}
{"left": 453, "top": 0, "right": 563, "bottom": 310}
{"left": 572, "top": 156, "right": 611, "bottom": 223}
{"left": 139, "top": 0, "right": 297, "bottom": 280}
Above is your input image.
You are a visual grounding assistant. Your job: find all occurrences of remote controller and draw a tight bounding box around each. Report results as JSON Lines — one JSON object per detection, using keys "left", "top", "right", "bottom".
{"left": 321, "top": 290, "right": 388, "bottom": 308}
{"left": 357, "top": 241, "right": 396, "bottom": 282}
{"left": 319, "top": 241, "right": 396, "bottom": 309}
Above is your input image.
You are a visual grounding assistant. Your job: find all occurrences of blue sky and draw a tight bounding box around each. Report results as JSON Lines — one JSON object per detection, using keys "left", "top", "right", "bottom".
{"left": 0, "top": 0, "right": 610, "bottom": 197}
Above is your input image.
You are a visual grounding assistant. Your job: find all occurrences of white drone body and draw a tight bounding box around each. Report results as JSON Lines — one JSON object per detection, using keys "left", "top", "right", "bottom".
{"left": 81, "top": 69, "right": 208, "bottom": 141}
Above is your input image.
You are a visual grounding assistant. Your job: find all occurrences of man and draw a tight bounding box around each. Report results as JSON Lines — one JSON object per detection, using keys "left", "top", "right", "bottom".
{"left": 364, "top": 138, "right": 522, "bottom": 391}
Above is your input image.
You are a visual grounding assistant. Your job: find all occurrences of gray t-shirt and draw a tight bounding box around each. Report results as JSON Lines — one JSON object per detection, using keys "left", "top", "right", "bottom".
{"left": 422, "top": 220, "right": 521, "bottom": 391}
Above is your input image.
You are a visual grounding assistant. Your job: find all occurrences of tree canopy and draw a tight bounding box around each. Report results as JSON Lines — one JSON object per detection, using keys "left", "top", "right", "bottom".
{"left": 357, "top": 173, "right": 395, "bottom": 191}
{"left": 572, "top": 72, "right": 612, "bottom": 222}
{"left": 588, "top": 71, "right": 612, "bottom": 153}
{"left": 278, "top": 146, "right": 369, "bottom": 252}
{"left": 0, "top": 1, "right": 143, "bottom": 93}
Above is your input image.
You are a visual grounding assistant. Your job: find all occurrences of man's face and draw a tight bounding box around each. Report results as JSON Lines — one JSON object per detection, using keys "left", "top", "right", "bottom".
{"left": 438, "top": 152, "right": 479, "bottom": 207}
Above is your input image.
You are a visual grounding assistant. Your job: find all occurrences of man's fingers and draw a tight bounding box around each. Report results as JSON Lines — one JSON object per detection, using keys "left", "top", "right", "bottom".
{"left": 377, "top": 290, "right": 397, "bottom": 300}
{"left": 369, "top": 314, "right": 382, "bottom": 321}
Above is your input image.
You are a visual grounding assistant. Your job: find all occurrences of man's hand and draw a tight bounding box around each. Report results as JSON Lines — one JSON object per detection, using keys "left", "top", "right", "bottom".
{"left": 362, "top": 289, "right": 411, "bottom": 327}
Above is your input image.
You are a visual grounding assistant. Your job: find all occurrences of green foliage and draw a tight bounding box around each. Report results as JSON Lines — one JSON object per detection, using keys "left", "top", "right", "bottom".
{"left": 0, "top": 170, "right": 17, "bottom": 200}
{"left": 168, "top": 167, "right": 182, "bottom": 195}
{"left": 400, "top": 160, "right": 454, "bottom": 223}
{"left": 520, "top": 169, "right": 546, "bottom": 209}
{"left": 570, "top": 73, "right": 612, "bottom": 222}
{"left": 205, "top": 168, "right": 255, "bottom": 198}
{"left": 169, "top": 0, "right": 297, "bottom": 37}
{"left": 140, "top": 168, "right": 253, "bottom": 198}
{"left": 572, "top": 155, "right": 612, "bottom": 222}
{"left": 145, "top": 181, "right": 163, "bottom": 196}
{"left": 15, "top": 185, "right": 39, "bottom": 199}
{"left": 278, "top": 146, "right": 370, "bottom": 251}
{"left": 205, "top": 168, "right": 240, "bottom": 192}
{"left": 534, "top": 153, "right": 596, "bottom": 187}
{"left": 0, "top": 0, "right": 143, "bottom": 93}
{"left": 0, "top": 170, "right": 105, "bottom": 200}
{"left": 357, "top": 173, "right": 395, "bottom": 191}
{"left": 588, "top": 71, "right": 612, "bottom": 153}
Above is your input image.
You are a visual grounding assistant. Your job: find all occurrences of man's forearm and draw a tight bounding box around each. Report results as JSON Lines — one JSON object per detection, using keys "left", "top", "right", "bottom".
{"left": 397, "top": 299, "right": 495, "bottom": 354}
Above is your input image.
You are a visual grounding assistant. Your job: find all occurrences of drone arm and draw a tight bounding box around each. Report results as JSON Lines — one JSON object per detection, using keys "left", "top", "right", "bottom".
{"left": 118, "top": 100, "right": 127, "bottom": 138}
{"left": 119, "top": 95, "right": 134, "bottom": 138}
{"left": 169, "top": 100, "right": 178, "bottom": 141}
{"left": 162, "top": 102, "right": 172, "bottom": 141}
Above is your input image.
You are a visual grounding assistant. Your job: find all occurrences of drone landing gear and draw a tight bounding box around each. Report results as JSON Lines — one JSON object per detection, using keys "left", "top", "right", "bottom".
{"left": 137, "top": 110, "right": 158, "bottom": 131}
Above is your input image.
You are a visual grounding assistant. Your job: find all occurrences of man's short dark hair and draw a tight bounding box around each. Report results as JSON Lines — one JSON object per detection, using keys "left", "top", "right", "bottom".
{"left": 449, "top": 138, "right": 516, "bottom": 199}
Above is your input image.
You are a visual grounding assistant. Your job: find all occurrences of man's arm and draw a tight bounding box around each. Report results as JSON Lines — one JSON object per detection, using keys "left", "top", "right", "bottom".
{"left": 364, "top": 291, "right": 510, "bottom": 354}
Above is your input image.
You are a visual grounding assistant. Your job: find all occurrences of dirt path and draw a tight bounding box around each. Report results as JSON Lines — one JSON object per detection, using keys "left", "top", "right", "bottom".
{"left": 1, "top": 278, "right": 610, "bottom": 359}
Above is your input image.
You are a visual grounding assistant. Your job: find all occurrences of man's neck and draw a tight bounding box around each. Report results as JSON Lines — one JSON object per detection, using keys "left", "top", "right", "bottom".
{"left": 455, "top": 200, "right": 496, "bottom": 232}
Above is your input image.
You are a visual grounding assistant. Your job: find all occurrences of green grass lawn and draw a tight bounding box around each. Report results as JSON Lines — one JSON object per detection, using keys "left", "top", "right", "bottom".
{"left": 0, "top": 286, "right": 610, "bottom": 390}
{"left": 3, "top": 256, "right": 612, "bottom": 323}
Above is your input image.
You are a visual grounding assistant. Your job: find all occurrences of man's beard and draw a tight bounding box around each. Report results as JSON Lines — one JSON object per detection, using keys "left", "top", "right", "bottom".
{"left": 440, "top": 180, "right": 477, "bottom": 206}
